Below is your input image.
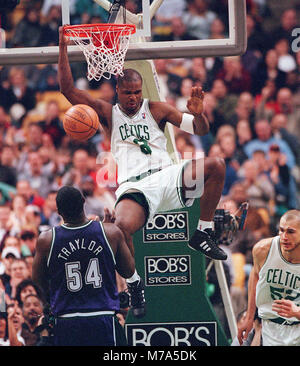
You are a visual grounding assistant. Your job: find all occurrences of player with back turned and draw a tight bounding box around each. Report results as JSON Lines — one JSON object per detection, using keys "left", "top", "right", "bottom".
{"left": 58, "top": 25, "right": 228, "bottom": 317}
{"left": 32, "top": 186, "right": 136, "bottom": 346}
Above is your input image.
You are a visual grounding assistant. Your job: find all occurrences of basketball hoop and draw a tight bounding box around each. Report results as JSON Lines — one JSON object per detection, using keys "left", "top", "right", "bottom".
{"left": 63, "top": 24, "right": 136, "bottom": 81}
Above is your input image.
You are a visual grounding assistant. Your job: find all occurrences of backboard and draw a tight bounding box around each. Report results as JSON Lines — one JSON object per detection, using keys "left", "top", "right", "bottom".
{"left": 0, "top": 0, "right": 247, "bottom": 65}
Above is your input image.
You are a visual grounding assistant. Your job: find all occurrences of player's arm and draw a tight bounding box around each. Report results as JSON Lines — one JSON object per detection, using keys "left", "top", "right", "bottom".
{"left": 102, "top": 223, "right": 135, "bottom": 279}
{"left": 58, "top": 26, "right": 112, "bottom": 130}
{"left": 237, "top": 237, "right": 272, "bottom": 345}
{"left": 154, "top": 86, "right": 209, "bottom": 136}
{"left": 32, "top": 230, "right": 53, "bottom": 301}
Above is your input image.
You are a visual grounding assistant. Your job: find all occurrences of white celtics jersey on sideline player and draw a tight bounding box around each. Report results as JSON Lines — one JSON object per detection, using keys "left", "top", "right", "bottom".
{"left": 256, "top": 236, "right": 300, "bottom": 323}
{"left": 111, "top": 99, "right": 173, "bottom": 184}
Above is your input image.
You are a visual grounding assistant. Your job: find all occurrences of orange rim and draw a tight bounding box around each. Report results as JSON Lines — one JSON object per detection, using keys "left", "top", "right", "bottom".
{"left": 63, "top": 23, "right": 136, "bottom": 38}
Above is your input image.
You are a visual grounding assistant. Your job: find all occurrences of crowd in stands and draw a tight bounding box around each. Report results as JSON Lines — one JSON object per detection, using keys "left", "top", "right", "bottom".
{"left": 0, "top": 0, "right": 299, "bottom": 345}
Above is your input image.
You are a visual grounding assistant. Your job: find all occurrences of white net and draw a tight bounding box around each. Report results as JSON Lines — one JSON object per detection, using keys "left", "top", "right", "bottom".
{"left": 64, "top": 24, "right": 135, "bottom": 82}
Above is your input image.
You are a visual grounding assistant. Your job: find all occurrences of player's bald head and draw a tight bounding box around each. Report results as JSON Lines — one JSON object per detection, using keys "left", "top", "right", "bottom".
{"left": 117, "top": 69, "right": 142, "bottom": 87}
{"left": 281, "top": 210, "right": 300, "bottom": 227}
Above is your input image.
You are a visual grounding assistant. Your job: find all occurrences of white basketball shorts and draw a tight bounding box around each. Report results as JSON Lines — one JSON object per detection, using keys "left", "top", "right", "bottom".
{"left": 115, "top": 160, "right": 203, "bottom": 220}
{"left": 261, "top": 319, "right": 300, "bottom": 346}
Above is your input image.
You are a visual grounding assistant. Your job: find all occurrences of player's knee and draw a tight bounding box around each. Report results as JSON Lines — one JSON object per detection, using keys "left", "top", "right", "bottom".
{"left": 115, "top": 217, "right": 133, "bottom": 238}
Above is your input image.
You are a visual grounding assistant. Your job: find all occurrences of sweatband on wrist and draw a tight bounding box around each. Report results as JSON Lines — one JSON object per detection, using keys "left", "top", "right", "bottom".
{"left": 180, "top": 113, "right": 195, "bottom": 134}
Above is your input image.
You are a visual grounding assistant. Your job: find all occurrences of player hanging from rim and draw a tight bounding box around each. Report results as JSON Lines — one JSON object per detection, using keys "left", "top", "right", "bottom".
{"left": 58, "top": 26, "right": 227, "bottom": 317}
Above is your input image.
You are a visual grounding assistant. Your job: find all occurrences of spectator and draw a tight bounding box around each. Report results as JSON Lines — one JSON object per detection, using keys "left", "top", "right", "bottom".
{"left": 16, "top": 180, "right": 45, "bottom": 210}
{"left": 74, "top": 0, "right": 109, "bottom": 23}
{"left": 210, "top": 78, "right": 238, "bottom": 125}
{"left": 20, "top": 294, "right": 44, "bottom": 346}
{"left": 79, "top": 175, "right": 105, "bottom": 221}
{"left": 19, "top": 228, "right": 38, "bottom": 257}
{"left": 252, "top": 49, "right": 287, "bottom": 95}
{"left": 18, "top": 151, "right": 56, "bottom": 198}
{"left": 93, "top": 184, "right": 116, "bottom": 214}
{"left": 216, "top": 56, "right": 252, "bottom": 95}
{"left": 154, "top": 0, "right": 186, "bottom": 24}
{"left": 9, "top": 194, "right": 27, "bottom": 237}
{"left": 271, "top": 8, "right": 298, "bottom": 48}
{"left": 41, "top": 0, "right": 76, "bottom": 20}
{"left": 245, "top": 14, "right": 270, "bottom": 57}
{"left": 24, "top": 256, "right": 34, "bottom": 279}
{"left": 22, "top": 123, "right": 44, "bottom": 154}
{"left": 38, "top": 145, "right": 58, "bottom": 180}
{"left": 276, "top": 87, "right": 300, "bottom": 143}
{"left": 243, "top": 119, "right": 296, "bottom": 170}
{"left": 182, "top": 0, "right": 217, "bottom": 40}
{"left": 274, "top": 38, "right": 297, "bottom": 73}
{"left": 170, "top": 16, "right": 197, "bottom": 41}
{"left": 11, "top": 7, "right": 42, "bottom": 48}
{"left": 187, "top": 58, "right": 208, "bottom": 89}
{"left": 38, "top": 100, "right": 66, "bottom": 148}
{"left": 2, "top": 236, "right": 21, "bottom": 253}
{"left": 208, "top": 143, "right": 224, "bottom": 159}
{"left": 176, "top": 78, "right": 194, "bottom": 112}
{"left": 0, "top": 312, "right": 8, "bottom": 346}
{"left": 0, "top": 206, "right": 13, "bottom": 248}
{"left": 270, "top": 113, "right": 300, "bottom": 168}
{"left": 218, "top": 134, "right": 240, "bottom": 196}
{"left": 255, "top": 79, "right": 278, "bottom": 121}
{"left": 40, "top": 5, "right": 61, "bottom": 47}
{"left": 153, "top": 59, "right": 183, "bottom": 98}
{"left": 6, "top": 303, "right": 25, "bottom": 346}
{"left": 175, "top": 131, "right": 198, "bottom": 160}
{"left": 236, "top": 119, "right": 253, "bottom": 151}
{"left": 237, "top": 159, "right": 275, "bottom": 215}
{"left": 231, "top": 92, "right": 256, "bottom": 131}
{"left": 202, "top": 92, "right": 226, "bottom": 138}
{"left": 3, "top": 67, "right": 36, "bottom": 113}
{"left": 15, "top": 279, "right": 44, "bottom": 307}
{"left": 0, "top": 144, "right": 17, "bottom": 188}
{"left": 209, "top": 17, "right": 226, "bottom": 39}
{"left": 95, "top": 80, "right": 117, "bottom": 104}
{"left": 61, "top": 149, "right": 94, "bottom": 187}
{"left": 4, "top": 258, "right": 29, "bottom": 300}
{"left": 267, "top": 144, "right": 298, "bottom": 212}
{"left": 0, "top": 247, "right": 22, "bottom": 295}
{"left": 36, "top": 65, "right": 60, "bottom": 92}
{"left": 0, "top": 107, "right": 11, "bottom": 140}
{"left": 42, "top": 190, "right": 61, "bottom": 227}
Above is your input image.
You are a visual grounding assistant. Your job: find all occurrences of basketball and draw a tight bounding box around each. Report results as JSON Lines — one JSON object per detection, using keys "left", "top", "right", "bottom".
{"left": 63, "top": 104, "right": 99, "bottom": 141}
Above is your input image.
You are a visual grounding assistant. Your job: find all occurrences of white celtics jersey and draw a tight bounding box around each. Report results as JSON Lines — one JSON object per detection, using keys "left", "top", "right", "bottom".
{"left": 111, "top": 99, "right": 173, "bottom": 184}
{"left": 256, "top": 236, "right": 300, "bottom": 322}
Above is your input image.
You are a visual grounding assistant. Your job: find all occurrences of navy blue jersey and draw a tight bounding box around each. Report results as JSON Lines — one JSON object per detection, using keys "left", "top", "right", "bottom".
{"left": 47, "top": 220, "right": 120, "bottom": 316}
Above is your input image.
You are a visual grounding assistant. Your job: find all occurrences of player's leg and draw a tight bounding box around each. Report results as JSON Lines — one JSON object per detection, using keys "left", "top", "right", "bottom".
{"left": 182, "top": 157, "right": 228, "bottom": 260}
{"left": 114, "top": 196, "right": 147, "bottom": 256}
{"left": 114, "top": 196, "right": 147, "bottom": 318}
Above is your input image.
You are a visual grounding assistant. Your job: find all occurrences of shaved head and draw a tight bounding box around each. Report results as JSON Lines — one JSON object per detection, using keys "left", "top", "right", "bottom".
{"left": 282, "top": 210, "right": 300, "bottom": 224}
{"left": 117, "top": 69, "right": 143, "bottom": 87}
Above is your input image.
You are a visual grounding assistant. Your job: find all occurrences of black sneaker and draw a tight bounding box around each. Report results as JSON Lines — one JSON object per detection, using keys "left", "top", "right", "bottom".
{"left": 127, "top": 278, "right": 146, "bottom": 318}
{"left": 188, "top": 228, "right": 227, "bottom": 260}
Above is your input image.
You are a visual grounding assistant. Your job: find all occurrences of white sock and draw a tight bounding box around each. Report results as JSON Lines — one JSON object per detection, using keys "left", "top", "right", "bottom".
{"left": 126, "top": 270, "right": 140, "bottom": 283}
{"left": 197, "top": 220, "right": 214, "bottom": 231}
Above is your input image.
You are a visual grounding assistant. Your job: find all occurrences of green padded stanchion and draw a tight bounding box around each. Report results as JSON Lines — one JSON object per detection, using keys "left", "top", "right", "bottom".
{"left": 125, "top": 199, "right": 230, "bottom": 346}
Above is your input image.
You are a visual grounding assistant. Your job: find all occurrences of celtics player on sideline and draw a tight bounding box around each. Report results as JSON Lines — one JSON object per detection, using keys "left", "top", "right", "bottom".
{"left": 58, "top": 26, "right": 227, "bottom": 314}
{"left": 32, "top": 186, "right": 136, "bottom": 346}
{"left": 237, "top": 210, "right": 300, "bottom": 346}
